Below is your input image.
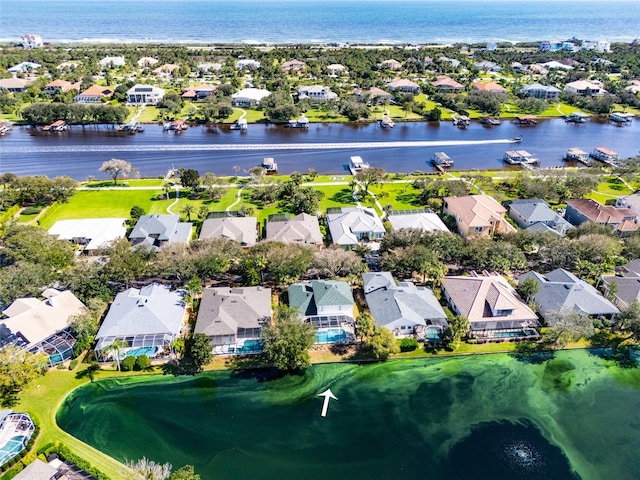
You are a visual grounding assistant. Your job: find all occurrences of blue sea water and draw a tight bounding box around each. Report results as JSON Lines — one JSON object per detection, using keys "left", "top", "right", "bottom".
{"left": 1, "top": 0, "right": 639, "bottom": 45}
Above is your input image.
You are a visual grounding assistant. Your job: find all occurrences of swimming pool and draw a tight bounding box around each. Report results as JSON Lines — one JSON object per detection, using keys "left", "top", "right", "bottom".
{"left": 425, "top": 326, "right": 443, "bottom": 341}
{"left": 316, "top": 328, "right": 347, "bottom": 344}
{"left": 236, "top": 339, "right": 262, "bottom": 353}
{"left": 0, "top": 435, "right": 27, "bottom": 465}
{"left": 492, "top": 329, "right": 538, "bottom": 339}
{"left": 122, "top": 346, "right": 160, "bottom": 359}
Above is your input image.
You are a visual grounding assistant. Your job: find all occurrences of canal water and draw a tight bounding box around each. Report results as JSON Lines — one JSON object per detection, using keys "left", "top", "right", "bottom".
{"left": 1, "top": 119, "right": 638, "bottom": 180}
{"left": 56, "top": 350, "right": 640, "bottom": 480}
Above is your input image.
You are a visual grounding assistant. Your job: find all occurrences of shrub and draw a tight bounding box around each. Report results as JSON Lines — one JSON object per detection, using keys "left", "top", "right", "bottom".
{"left": 121, "top": 355, "right": 136, "bottom": 371}
{"left": 135, "top": 354, "right": 151, "bottom": 370}
{"left": 21, "top": 207, "right": 42, "bottom": 215}
{"left": 68, "top": 359, "right": 78, "bottom": 370}
{"left": 399, "top": 338, "right": 419, "bottom": 352}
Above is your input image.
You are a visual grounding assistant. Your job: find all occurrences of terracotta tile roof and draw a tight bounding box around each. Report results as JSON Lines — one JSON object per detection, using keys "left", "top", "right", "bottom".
{"left": 472, "top": 81, "right": 507, "bottom": 92}
{"left": 566, "top": 198, "right": 638, "bottom": 232}
{"left": 431, "top": 75, "right": 464, "bottom": 89}
{"left": 78, "top": 85, "right": 113, "bottom": 97}
{"left": 444, "top": 194, "right": 516, "bottom": 234}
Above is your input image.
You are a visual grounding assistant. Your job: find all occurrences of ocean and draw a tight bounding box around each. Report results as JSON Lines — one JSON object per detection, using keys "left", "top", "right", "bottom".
{"left": 1, "top": 0, "right": 639, "bottom": 45}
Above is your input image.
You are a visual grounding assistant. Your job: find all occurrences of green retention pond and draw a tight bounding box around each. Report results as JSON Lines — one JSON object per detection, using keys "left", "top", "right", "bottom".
{"left": 56, "top": 350, "right": 640, "bottom": 480}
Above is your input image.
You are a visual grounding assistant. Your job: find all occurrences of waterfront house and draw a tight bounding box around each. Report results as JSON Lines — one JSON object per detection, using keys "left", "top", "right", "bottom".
{"left": 540, "top": 40, "right": 563, "bottom": 52}
{"left": 94, "top": 284, "right": 187, "bottom": 362}
{"left": 564, "top": 80, "right": 605, "bottom": 96}
{"left": 7, "top": 61, "right": 41, "bottom": 74}
{"left": 0, "top": 78, "right": 30, "bottom": 92}
{"left": 353, "top": 87, "right": 394, "bottom": 103}
{"left": 507, "top": 199, "right": 573, "bottom": 237}
{"left": 137, "top": 57, "right": 159, "bottom": 68}
{"left": 195, "top": 286, "right": 272, "bottom": 355}
{"left": 443, "top": 194, "right": 516, "bottom": 238}
{"left": 520, "top": 84, "right": 561, "bottom": 101}
{"left": 472, "top": 81, "right": 507, "bottom": 93}
{"left": 281, "top": 59, "right": 307, "bottom": 73}
{"left": 564, "top": 199, "right": 639, "bottom": 234}
{"left": 289, "top": 280, "right": 356, "bottom": 328}
{"left": 298, "top": 85, "right": 338, "bottom": 102}
{"left": 265, "top": 213, "right": 323, "bottom": 246}
{"left": 99, "top": 56, "right": 125, "bottom": 68}
{"left": 441, "top": 272, "right": 540, "bottom": 341}
{"left": 326, "top": 207, "right": 385, "bottom": 247}
{"left": 129, "top": 214, "right": 192, "bottom": 250}
{"left": 581, "top": 40, "right": 610, "bottom": 52}
{"left": 181, "top": 84, "right": 216, "bottom": 100}
{"left": 1, "top": 289, "right": 85, "bottom": 366}
{"left": 199, "top": 216, "right": 258, "bottom": 247}
{"left": 431, "top": 75, "right": 464, "bottom": 91}
{"left": 231, "top": 88, "right": 271, "bottom": 107}
{"left": 73, "top": 85, "right": 114, "bottom": 104}
{"left": 43, "top": 79, "right": 81, "bottom": 94}
{"left": 48, "top": 218, "right": 126, "bottom": 253}
{"left": 236, "top": 59, "right": 261, "bottom": 70}
{"left": 386, "top": 79, "right": 420, "bottom": 93}
{"left": 387, "top": 209, "right": 449, "bottom": 233}
{"left": 363, "top": 272, "right": 448, "bottom": 339}
{"left": 379, "top": 59, "right": 403, "bottom": 71}
{"left": 126, "top": 84, "right": 165, "bottom": 105}
{"left": 21, "top": 34, "right": 43, "bottom": 49}
{"left": 616, "top": 194, "right": 640, "bottom": 217}
{"left": 602, "top": 259, "right": 640, "bottom": 309}
{"left": 519, "top": 269, "right": 619, "bottom": 323}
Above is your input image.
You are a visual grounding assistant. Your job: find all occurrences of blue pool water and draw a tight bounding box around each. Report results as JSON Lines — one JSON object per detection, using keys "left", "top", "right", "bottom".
{"left": 426, "top": 326, "right": 443, "bottom": 341}
{"left": 316, "top": 328, "right": 347, "bottom": 344}
{"left": 237, "top": 340, "right": 262, "bottom": 353}
{"left": 0, "top": 435, "right": 27, "bottom": 465}
{"left": 493, "top": 330, "right": 538, "bottom": 339}
{"left": 122, "top": 346, "right": 159, "bottom": 359}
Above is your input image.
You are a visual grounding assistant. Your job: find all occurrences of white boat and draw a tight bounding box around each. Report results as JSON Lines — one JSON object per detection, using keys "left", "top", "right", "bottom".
{"left": 349, "top": 155, "right": 369, "bottom": 173}
{"left": 380, "top": 116, "right": 395, "bottom": 128}
{"left": 262, "top": 157, "right": 277, "bottom": 173}
{"left": 231, "top": 119, "right": 248, "bottom": 130}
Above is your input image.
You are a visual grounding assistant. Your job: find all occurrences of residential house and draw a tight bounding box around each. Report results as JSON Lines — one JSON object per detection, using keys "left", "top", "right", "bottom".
{"left": 21, "top": 34, "right": 43, "bottom": 49}
{"left": 353, "top": 86, "right": 394, "bottom": 103}
{"left": 431, "top": 75, "right": 464, "bottom": 91}
{"left": 153, "top": 63, "right": 180, "bottom": 79}
{"left": 137, "top": 57, "right": 159, "bottom": 68}
{"left": 438, "top": 56, "right": 461, "bottom": 68}
{"left": 128, "top": 214, "right": 192, "bottom": 250}
{"left": 581, "top": 40, "right": 610, "bottom": 52}
{"left": 379, "top": 59, "right": 403, "bottom": 71}
{"left": 507, "top": 199, "right": 573, "bottom": 237}
{"left": 327, "top": 64, "right": 347, "bottom": 75}
{"left": 326, "top": 207, "right": 385, "bottom": 246}
{"left": 198, "top": 63, "right": 223, "bottom": 73}
{"left": 0, "top": 289, "right": 85, "bottom": 366}
{"left": 7, "top": 61, "right": 41, "bottom": 74}
{"left": 265, "top": 213, "right": 323, "bottom": 246}
{"left": 474, "top": 61, "right": 502, "bottom": 72}
{"left": 199, "top": 216, "right": 258, "bottom": 247}
{"left": 519, "top": 269, "right": 619, "bottom": 323}
{"left": 12, "top": 459, "right": 56, "bottom": 480}
{"left": 386, "top": 79, "right": 420, "bottom": 93}
{"left": 387, "top": 210, "right": 449, "bottom": 233}
{"left": 43, "top": 79, "right": 81, "bottom": 95}
{"left": 441, "top": 272, "right": 540, "bottom": 340}
{"left": 126, "top": 84, "right": 165, "bottom": 105}
{"left": 231, "top": 88, "right": 271, "bottom": 107}
{"left": 564, "top": 80, "right": 605, "bottom": 96}
{"left": 443, "top": 194, "right": 516, "bottom": 238}
{"left": 520, "top": 84, "right": 561, "bottom": 100}
{"left": 0, "top": 78, "right": 30, "bottom": 92}
{"left": 48, "top": 218, "right": 127, "bottom": 253}
{"left": 195, "top": 286, "right": 272, "bottom": 354}
{"left": 541, "top": 60, "right": 573, "bottom": 70}
{"left": 540, "top": 40, "right": 563, "bottom": 52}
{"left": 281, "top": 59, "right": 306, "bottom": 73}
{"left": 73, "top": 85, "right": 114, "bottom": 104}
{"left": 472, "top": 81, "right": 507, "bottom": 93}
{"left": 56, "top": 61, "right": 81, "bottom": 71}
{"left": 527, "top": 64, "right": 549, "bottom": 75}
{"left": 564, "top": 199, "right": 639, "bottom": 234}
{"left": 298, "top": 85, "right": 338, "bottom": 101}
{"left": 602, "top": 259, "right": 640, "bottom": 309}
{"left": 181, "top": 84, "right": 216, "bottom": 100}
{"left": 616, "top": 193, "right": 640, "bottom": 216}
{"left": 99, "top": 56, "right": 126, "bottom": 68}
{"left": 236, "top": 59, "right": 261, "bottom": 70}
{"left": 289, "top": 280, "right": 355, "bottom": 332}
{"left": 363, "top": 272, "right": 448, "bottom": 339}
{"left": 94, "top": 284, "right": 187, "bottom": 362}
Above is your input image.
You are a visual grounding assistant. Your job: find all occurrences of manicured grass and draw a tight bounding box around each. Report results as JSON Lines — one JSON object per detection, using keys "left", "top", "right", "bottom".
{"left": 302, "top": 108, "right": 348, "bottom": 123}
{"left": 225, "top": 108, "right": 266, "bottom": 123}
{"left": 369, "top": 182, "right": 422, "bottom": 210}
{"left": 18, "top": 213, "right": 39, "bottom": 224}
{"left": 14, "top": 368, "right": 133, "bottom": 479}
{"left": 588, "top": 176, "right": 633, "bottom": 204}
{"left": 316, "top": 185, "right": 358, "bottom": 211}
{"left": 132, "top": 106, "right": 162, "bottom": 124}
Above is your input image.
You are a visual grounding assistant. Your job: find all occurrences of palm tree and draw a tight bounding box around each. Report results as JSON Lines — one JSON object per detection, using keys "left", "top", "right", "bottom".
{"left": 100, "top": 339, "right": 128, "bottom": 371}
{"left": 163, "top": 182, "right": 172, "bottom": 200}
{"left": 180, "top": 203, "right": 195, "bottom": 222}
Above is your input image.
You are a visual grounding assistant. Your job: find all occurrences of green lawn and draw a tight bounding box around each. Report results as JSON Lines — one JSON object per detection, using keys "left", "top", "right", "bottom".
{"left": 587, "top": 176, "right": 633, "bottom": 204}
{"left": 316, "top": 185, "right": 358, "bottom": 211}
{"left": 369, "top": 182, "right": 422, "bottom": 210}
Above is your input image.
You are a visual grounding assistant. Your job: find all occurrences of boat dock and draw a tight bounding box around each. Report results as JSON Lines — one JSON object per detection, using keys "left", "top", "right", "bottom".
{"left": 287, "top": 115, "right": 309, "bottom": 128}
{"left": 42, "top": 120, "right": 68, "bottom": 132}
{"left": 610, "top": 112, "right": 634, "bottom": 124}
{"left": 481, "top": 116, "right": 501, "bottom": 126}
{"left": 0, "top": 122, "right": 13, "bottom": 135}
{"left": 163, "top": 119, "right": 188, "bottom": 132}
{"left": 514, "top": 115, "right": 538, "bottom": 125}
{"left": 452, "top": 115, "right": 470, "bottom": 128}
{"left": 431, "top": 151, "right": 454, "bottom": 168}
{"left": 380, "top": 116, "right": 395, "bottom": 128}
{"left": 230, "top": 119, "right": 248, "bottom": 131}
{"left": 262, "top": 157, "right": 278, "bottom": 173}
{"left": 565, "top": 112, "right": 589, "bottom": 123}
{"left": 504, "top": 149, "right": 539, "bottom": 165}
{"left": 590, "top": 146, "right": 619, "bottom": 166}
{"left": 118, "top": 121, "right": 144, "bottom": 133}
{"left": 563, "top": 147, "right": 590, "bottom": 164}
{"left": 349, "top": 155, "right": 370, "bottom": 175}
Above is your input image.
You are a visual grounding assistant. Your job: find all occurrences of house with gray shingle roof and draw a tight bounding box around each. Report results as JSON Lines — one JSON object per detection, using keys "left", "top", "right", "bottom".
{"left": 195, "top": 286, "right": 271, "bottom": 355}
{"left": 265, "top": 213, "right": 323, "bottom": 246}
{"left": 363, "top": 272, "right": 448, "bottom": 339}
{"left": 602, "top": 259, "right": 640, "bottom": 309}
{"left": 441, "top": 271, "right": 539, "bottom": 341}
{"left": 288, "top": 280, "right": 355, "bottom": 327}
{"left": 199, "top": 216, "right": 257, "bottom": 247}
{"left": 326, "top": 207, "right": 385, "bottom": 247}
{"left": 519, "top": 268, "right": 619, "bottom": 323}
{"left": 129, "top": 214, "right": 192, "bottom": 250}
{"left": 94, "top": 284, "right": 187, "bottom": 361}
{"left": 508, "top": 199, "right": 573, "bottom": 237}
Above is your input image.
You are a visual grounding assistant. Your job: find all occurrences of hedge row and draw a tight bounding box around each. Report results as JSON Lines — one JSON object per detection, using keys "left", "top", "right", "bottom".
{"left": 38, "top": 442, "right": 110, "bottom": 480}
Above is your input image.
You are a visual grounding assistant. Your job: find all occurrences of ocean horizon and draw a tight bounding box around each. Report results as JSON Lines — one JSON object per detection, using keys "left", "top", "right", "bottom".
{"left": 2, "top": 0, "right": 639, "bottom": 46}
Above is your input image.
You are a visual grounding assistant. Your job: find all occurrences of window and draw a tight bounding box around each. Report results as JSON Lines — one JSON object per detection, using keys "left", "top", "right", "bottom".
{"left": 475, "top": 226, "right": 484, "bottom": 233}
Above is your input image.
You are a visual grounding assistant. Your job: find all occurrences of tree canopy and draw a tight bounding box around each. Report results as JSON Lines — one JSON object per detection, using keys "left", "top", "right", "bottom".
{"left": 261, "top": 305, "right": 316, "bottom": 372}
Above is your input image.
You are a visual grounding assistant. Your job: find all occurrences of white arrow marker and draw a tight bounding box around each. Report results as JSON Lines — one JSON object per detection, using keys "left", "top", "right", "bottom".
{"left": 318, "top": 389, "right": 338, "bottom": 417}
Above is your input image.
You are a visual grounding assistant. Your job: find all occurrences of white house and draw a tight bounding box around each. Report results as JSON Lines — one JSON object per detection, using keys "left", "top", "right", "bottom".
{"left": 298, "top": 85, "right": 338, "bottom": 101}
{"left": 126, "top": 84, "right": 165, "bottom": 105}
{"left": 581, "top": 40, "right": 610, "bottom": 52}
{"left": 231, "top": 88, "right": 271, "bottom": 107}
{"left": 236, "top": 59, "right": 261, "bottom": 70}
{"left": 326, "top": 207, "right": 385, "bottom": 246}
{"left": 21, "top": 34, "right": 43, "bottom": 49}
{"left": 565, "top": 80, "right": 605, "bottom": 96}
{"left": 387, "top": 211, "right": 449, "bottom": 233}
{"left": 48, "top": 218, "right": 127, "bottom": 253}
{"left": 99, "top": 56, "right": 126, "bottom": 68}
{"left": 7, "top": 62, "right": 41, "bottom": 74}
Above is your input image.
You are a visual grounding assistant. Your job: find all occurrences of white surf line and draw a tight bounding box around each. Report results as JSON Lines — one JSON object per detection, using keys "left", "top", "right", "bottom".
{"left": 2, "top": 139, "right": 517, "bottom": 153}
